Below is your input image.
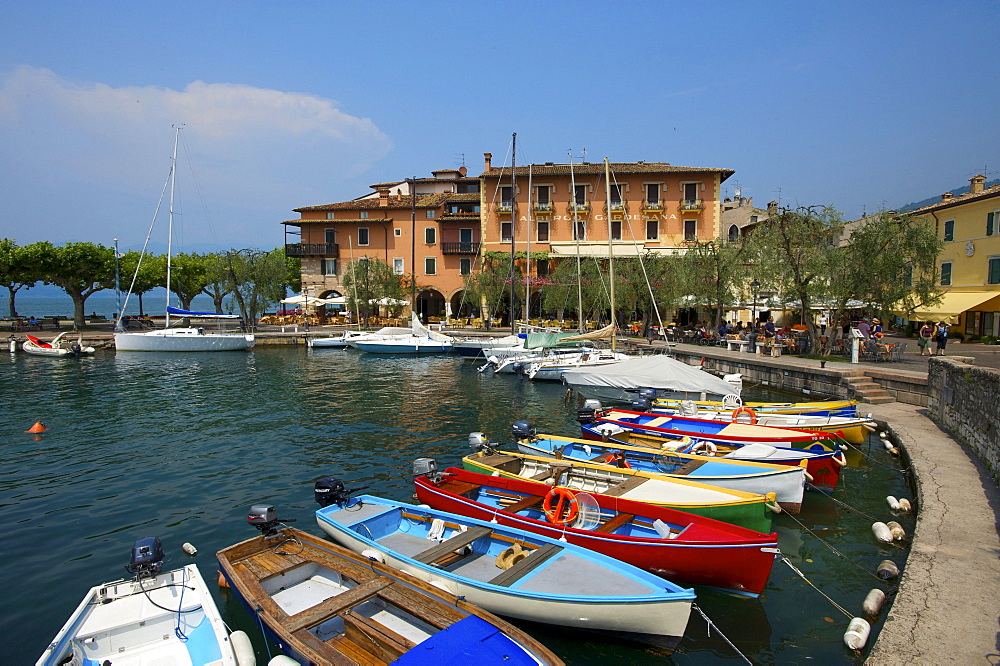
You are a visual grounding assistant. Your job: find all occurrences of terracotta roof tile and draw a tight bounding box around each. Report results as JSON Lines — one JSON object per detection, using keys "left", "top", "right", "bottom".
{"left": 480, "top": 161, "right": 734, "bottom": 181}
{"left": 909, "top": 184, "right": 1000, "bottom": 215}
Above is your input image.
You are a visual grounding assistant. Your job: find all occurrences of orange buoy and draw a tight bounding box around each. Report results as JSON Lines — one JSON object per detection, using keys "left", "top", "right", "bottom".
{"left": 25, "top": 421, "right": 48, "bottom": 434}
{"left": 217, "top": 570, "right": 230, "bottom": 588}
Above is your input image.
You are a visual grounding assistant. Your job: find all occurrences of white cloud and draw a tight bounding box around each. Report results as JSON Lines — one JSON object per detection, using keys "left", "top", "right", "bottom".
{"left": 0, "top": 66, "right": 393, "bottom": 246}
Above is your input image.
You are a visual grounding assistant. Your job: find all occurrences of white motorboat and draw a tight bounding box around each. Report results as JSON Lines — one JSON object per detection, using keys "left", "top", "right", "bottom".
{"left": 352, "top": 313, "right": 454, "bottom": 354}
{"left": 526, "top": 349, "right": 630, "bottom": 380}
{"left": 114, "top": 128, "right": 254, "bottom": 353}
{"left": 22, "top": 333, "right": 96, "bottom": 357}
{"left": 307, "top": 329, "right": 373, "bottom": 348}
{"left": 37, "top": 537, "right": 252, "bottom": 666}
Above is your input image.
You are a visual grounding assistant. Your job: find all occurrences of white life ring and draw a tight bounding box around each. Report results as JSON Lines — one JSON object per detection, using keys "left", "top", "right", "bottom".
{"left": 691, "top": 440, "right": 717, "bottom": 455}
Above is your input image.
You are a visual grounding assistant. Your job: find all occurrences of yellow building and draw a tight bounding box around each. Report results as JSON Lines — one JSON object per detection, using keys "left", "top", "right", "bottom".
{"left": 908, "top": 175, "right": 1000, "bottom": 337}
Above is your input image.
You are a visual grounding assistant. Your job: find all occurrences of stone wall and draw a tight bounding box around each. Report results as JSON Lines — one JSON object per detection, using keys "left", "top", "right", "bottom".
{"left": 926, "top": 356, "right": 1000, "bottom": 484}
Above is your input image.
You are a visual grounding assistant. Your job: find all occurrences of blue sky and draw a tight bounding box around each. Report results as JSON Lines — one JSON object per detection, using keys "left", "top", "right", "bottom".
{"left": 1, "top": 1, "right": 997, "bottom": 252}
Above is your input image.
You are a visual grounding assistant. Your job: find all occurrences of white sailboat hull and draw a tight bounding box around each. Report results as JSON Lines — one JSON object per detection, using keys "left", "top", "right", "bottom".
{"left": 114, "top": 328, "right": 254, "bottom": 352}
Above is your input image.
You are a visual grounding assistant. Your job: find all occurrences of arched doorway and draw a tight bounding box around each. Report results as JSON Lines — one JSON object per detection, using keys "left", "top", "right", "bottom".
{"left": 417, "top": 289, "right": 446, "bottom": 322}
{"left": 449, "top": 290, "right": 479, "bottom": 319}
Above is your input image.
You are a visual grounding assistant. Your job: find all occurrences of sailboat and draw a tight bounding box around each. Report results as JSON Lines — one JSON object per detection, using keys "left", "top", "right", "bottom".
{"left": 114, "top": 127, "right": 255, "bottom": 352}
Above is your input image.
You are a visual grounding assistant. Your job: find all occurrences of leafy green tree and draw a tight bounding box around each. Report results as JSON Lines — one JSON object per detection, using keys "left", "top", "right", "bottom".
{"left": 29, "top": 241, "right": 115, "bottom": 327}
{"left": 222, "top": 248, "right": 289, "bottom": 327}
{"left": 681, "top": 240, "right": 747, "bottom": 329}
{"left": 119, "top": 251, "right": 166, "bottom": 316}
{"left": 342, "top": 258, "right": 405, "bottom": 325}
{"left": 203, "top": 253, "right": 233, "bottom": 313}
{"left": 170, "top": 253, "right": 210, "bottom": 310}
{"left": 0, "top": 239, "right": 41, "bottom": 318}
{"left": 466, "top": 251, "right": 522, "bottom": 329}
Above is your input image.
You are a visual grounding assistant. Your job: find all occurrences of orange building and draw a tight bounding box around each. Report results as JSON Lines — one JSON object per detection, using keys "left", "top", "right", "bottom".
{"left": 283, "top": 154, "right": 734, "bottom": 320}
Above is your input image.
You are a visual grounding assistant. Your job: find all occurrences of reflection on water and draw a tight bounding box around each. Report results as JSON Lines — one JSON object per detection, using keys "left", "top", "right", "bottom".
{"left": 0, "top": 347, "right": 914, "bottom": 664}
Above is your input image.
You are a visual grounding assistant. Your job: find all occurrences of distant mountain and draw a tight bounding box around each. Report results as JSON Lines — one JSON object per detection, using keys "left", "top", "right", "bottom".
{"left": 898, "top": 179, "right": 1000, "bottom": 212}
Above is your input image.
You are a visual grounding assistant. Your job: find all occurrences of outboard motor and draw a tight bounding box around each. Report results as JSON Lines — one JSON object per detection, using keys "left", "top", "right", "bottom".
{"left": 638, "top": 388, "right": 658, "bottom": 401}
{"left": 126, "top": 536, "right": 164, "bottom": 579}
{"left": 314, "top": 478, "right": 368, "bottom": 509}
{"left": 577, "top": 399, "right": 605, "bottom": 424}
{"left": 630, "top": 396, "right": 653, "bottom": 413}
{"left": 511, "top": 420, "right": 537, "bottom": 441}
{"left": 247, "top": 504, "right": 297, "bottom": 537}
{"left": 412, "top": 457, "right": 447, "bottom": 485}
{"left": 468, "top": 432, "right": 496, "bottom": 454}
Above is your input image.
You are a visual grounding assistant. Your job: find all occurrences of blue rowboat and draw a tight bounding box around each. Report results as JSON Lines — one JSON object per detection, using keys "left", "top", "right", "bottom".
{"left": 315, "top": 494, "right": 695, "bottom": 650}
{"left": 518, "top": 431, "right": 807, "bottom": 513}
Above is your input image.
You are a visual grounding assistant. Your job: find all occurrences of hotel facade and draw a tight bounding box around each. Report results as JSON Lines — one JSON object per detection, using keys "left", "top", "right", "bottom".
{"left": 283, "top": 153, "right": 733, "bottom": 321}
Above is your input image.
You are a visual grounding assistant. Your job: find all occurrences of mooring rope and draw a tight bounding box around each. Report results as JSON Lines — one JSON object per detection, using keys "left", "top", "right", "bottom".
{"left": 805, "top": 483, "right": 883, "bottom": 524}
{"left": 781, "top": 508, "right": 901, "bottom": 580}
{"left": 780, "top": 556, "right": 854, "bottom": 620}
{"left": 691, "top": 603, "right": 752, "bottom": 664}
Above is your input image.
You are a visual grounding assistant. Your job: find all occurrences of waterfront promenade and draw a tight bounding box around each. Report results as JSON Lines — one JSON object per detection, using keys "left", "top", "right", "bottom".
{"left": 11, "top": 324, "right": 1000, "bottom": 662}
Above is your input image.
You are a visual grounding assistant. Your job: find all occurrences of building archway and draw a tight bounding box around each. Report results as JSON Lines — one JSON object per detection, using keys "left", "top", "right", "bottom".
{"left": 449, "top": 290, "right": 479, "bottom": 319}
{"left": 417, "top": 289, "right": 446, "bottom": 321}
{"left": 728, "top": 224, "right": 740, "bottom": 242}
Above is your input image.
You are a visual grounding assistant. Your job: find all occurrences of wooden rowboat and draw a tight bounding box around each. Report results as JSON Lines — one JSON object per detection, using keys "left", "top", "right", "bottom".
{"left": 315, "top": 495, "right": 696, "bottom": 650}
{"left": 414, "top": 465, "right": 780, "bottom": 597}
{"left": 218, "top": 524, "right": 561, "bottom": 665}
{"left": 653, "top": 398, "right": 860, "bottom": 418}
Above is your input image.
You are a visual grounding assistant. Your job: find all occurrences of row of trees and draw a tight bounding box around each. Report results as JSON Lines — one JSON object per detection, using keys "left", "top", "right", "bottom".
{"left": 0, "top": 239, "right": 300, "bottom": 328}
{"left": 461, "top": 207, "right": 943, "bottom": 354}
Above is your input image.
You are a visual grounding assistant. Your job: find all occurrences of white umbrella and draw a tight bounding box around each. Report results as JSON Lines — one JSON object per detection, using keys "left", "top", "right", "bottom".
{"left": 281, "top": 294, "right": 324, "bottom": 306}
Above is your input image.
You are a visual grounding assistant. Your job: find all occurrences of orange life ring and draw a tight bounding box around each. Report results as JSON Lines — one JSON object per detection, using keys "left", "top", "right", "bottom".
{"left": 731, "top": 406, "right": 758, "bottom": 425}
{"left": 542, "top": 487, "right": 579, "bottom": 525}
{"left": 603, "top": 452, "right": 632, "bottom": 469}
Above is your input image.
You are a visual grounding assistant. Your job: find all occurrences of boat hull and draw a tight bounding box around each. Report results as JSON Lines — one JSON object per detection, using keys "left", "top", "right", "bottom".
{"left": 654, "top": 398, "right": 859, "bottom": 418}
{"left": 114, "top": 329, "right": 254, "bottom": 351}
{"left": 316, "top": 497, "right": 694, "bottom": 648}
{"left": 415, "top": 471, "right": 779, "bottom": 597}
{"left": 354, "top": 340, "right": 454, "bottom": 354}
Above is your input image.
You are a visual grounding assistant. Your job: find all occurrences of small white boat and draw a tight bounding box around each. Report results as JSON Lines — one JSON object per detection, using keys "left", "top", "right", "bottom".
{"left": 353, "top": 313, "right": 454, "bottom": 354}
{"left": 37, "top": 537, "right": 252, "bottom": 666}
{"left": 527, "top": 350, "right": 630, "bottom": 381}
{"left": 307, "top": 329, "right": 372, "bottom": 348}
{"left": 22, "top": 333, "right": 96, "bottom": 357}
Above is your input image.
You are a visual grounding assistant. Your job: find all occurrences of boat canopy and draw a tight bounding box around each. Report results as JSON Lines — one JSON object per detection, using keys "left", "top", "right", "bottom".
{"left": 166, "top": 306, "right": 241, "bottom": 319}
{"left": 562, "top": 355, "right": 740, "bottom": 397}
{"left": 524, "top": 332, "right": 587, "bottom": 349}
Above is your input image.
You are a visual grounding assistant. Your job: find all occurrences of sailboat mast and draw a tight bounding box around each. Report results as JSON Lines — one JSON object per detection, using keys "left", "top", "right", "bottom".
{"left": 165, "top": 126, "right": 180, "bottom": 328}
{"left": 524, "top": 164, "right": 532, "bottom": 325}
{"left": 509, "top": 132, "right": 516, "bottom": 336}
{"left": 569, "top": 153, "right": 584, "bottom": 334}
{"left": 604, "top": 158, "right": 616, "bottom": 351}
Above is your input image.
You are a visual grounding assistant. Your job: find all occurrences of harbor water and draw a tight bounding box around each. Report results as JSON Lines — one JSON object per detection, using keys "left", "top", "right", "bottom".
{"left": 1, "top": 347, "right": 914, "bottom": 664}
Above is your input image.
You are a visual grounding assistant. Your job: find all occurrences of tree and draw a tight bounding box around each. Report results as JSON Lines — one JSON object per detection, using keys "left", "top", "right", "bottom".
{"left": 466, "top": 251, "right": 522, "bottom": 329}
{"left": 170, "top": 253, "right": 210, "bottom": 310}
{"left": 680, "top": 240, "right": 747, "bottom": 329}
{"left": 342, "top": 258, "right": 405, "bottom": 325}
{"left": 0, "top": 239, "right": 41, "bottom": 318}
{"left": 119, "top": 251, "right": 166, "bottom": 316}
{"left": 203, "top": 253, "right": 233, "bottom": 313}
{"left": 222, "top": 248, "right": 289, "bottom": 327}
{"left": 29, "top": 241, "right": 115, "bottom": 327}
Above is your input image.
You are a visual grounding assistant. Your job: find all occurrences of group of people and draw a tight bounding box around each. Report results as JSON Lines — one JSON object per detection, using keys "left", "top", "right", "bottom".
{"left": 917, "top": 321, "right": 950, "bottom": 356}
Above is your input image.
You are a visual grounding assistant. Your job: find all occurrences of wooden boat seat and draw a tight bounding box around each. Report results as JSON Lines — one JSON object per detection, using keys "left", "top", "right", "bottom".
{"left": 414, "top": 526, "right": 492, "bottom": 565}
{"left": 672, "top": 459, "right": 706, "bottom": 475}
{"left": 441, "top": 479, "right": 481, "bottom": 498}
{"left": 602, "top": 476, "right": 647, "bottom": 497}
{"left": 488, "top": 543, "right": 564, "bottom": 587}
{"left": 592, "top": 513, "right": 635, "bottom": 534}
{"left": 285, "top": 577, "right": 395, "bottom": 633}
{"left": 503, "top": 495, "right": 544, "bottom": 513}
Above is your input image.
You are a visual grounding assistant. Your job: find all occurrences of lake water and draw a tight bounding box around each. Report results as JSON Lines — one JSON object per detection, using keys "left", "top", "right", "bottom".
{"left": 0, "top": 347, "right": 914, "bottom": 664}
{"left": 1, "top": 286, "right": 228, "bottom": 319}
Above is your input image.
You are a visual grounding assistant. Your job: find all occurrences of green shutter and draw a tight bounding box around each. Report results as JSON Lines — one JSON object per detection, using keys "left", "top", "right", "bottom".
{"left": 941, "top": 262, "right": 952, "bottom": 286}
{"left": 990, "top": 258, "right": 1000, "bottom": 285}
{"left": 988, "top": 212, "right": 995, "bottom": 237}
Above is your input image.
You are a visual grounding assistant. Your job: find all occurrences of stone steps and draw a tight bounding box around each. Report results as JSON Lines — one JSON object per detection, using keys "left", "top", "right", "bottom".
{"left": 843, "top": 376, "right": 895, "bottom": 404}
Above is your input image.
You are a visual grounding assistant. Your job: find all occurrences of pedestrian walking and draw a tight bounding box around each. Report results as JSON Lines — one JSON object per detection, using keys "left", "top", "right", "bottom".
{"left": 935, "top": 321, "right": 950, "bottom": 355}
{"left": 818, "top": 313, "right": 828, "bottom": 336}
{"left": 918, "top": 322, "right": 934, "bottom": 356}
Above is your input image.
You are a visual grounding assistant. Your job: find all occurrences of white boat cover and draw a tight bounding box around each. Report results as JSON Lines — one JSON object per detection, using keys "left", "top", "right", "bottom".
{"left": 562, "top": 355, "right": 740, "bottom": 397}
{"left": 411, "top": 312, "right": 453, "bottom": 343}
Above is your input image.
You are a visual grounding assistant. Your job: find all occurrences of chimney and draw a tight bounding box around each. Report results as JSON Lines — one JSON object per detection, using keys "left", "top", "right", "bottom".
{"left": 970, "top": 174, "right": 986, "bottom": 195}
{"left": 484, "top": 152, "right": 492, "bottom": 171}
{"left": 459, "top": 166, "right": 468, "bottom": 177}
{"left": 378, "top": 188, "right": 389, "bottom": 207}
{"left": 941, "top": 191, "right": 954, "bottom": 202}
{"left": 767, "top": 201, "right": 778, "bottom": 215}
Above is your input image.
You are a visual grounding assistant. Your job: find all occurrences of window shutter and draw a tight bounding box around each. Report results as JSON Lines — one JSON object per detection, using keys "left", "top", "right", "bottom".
{"left": 988, "top": 212, "right": 995, "bottom": 236}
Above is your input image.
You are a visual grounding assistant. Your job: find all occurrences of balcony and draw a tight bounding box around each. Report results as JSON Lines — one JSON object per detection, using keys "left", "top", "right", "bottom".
{"left": 533, "top": 201, "right": 554, "bottom": 213}
{"left": 285, "top": 242, "right": 338, "bottom": 257}
{"left": 643, "top": 199, "right": 664, "bottom": 211}
{"left": 568, "top": 202, "right": 590, "bottom": 213}
{"left": 680, "top": 199, "right": 704, "bottom": 212}
{"left": 606, "top": 201, "right": 627, "bottom": 213}
{"left": 441, "top": 242, "right": 481, "bottom": 255}
{"left": 496, "top": 202, "right": 514, "bottom": 214}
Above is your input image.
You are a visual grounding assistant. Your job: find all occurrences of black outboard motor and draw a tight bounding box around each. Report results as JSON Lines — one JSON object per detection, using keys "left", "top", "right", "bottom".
{"left": 314, "top": 477, "right": 369, "bottom": 509}
{"left": 630, "top": 396, "right": 653, "bottom": 413}
{"left": 576, "top": 399, "right": 605, "bottom": 424}
{"left": 126, "top": 536, "right": 164, "bottom": 579}
{"left": 511, "top": 420, "right": 536, "bottom": 441}
{"left": 639, "top": 388, "right": 658, "bottom": 401}
{"left": 247, "top": 504, "right": 297, "bottom": 537}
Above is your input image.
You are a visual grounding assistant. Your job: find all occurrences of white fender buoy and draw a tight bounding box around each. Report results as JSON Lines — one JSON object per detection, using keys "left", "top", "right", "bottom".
{"left": 886, "top": 496, "right": 900, "bottom": 511}
{"left": 878, "top": 431, "right": 888, "bottom": 439}
{"left": 765, "top": 501, "right": 782, "bottom": 514}
{"left": 267, "top": 656, "right": 298, "bottom": 666}
{"left": 181, "top": 542, "right": 198, "bottom": 555}
{"left": 887, "top": 521, "right": 906, "bottom": 541}
{"left": 876, "top": 559, "right": 899, "bottom": 580}
{"left": 833, "top": 451, "right": 847, "bottom": 467}
{"left": 843, "top": 617, "right": 871, "bottom": 649}
{"left": 882, "top": 439, "right": 894, "bottom": 450}
{"left": 803, "top": 469, "right": 814, "bottom": 483}
{"left": 9, "top": 339, "right": 16, "bottom": 353}
{"left": 862, "top": 589, "right": 887, "bottom": 616}
{"left": 888, "top": 447, "right": 899, "bottom": 456}
{"left": 862, "top": 423, "right": 877, "bottom": 432}
{"left": 229, "top": 630, "right": 256, "bottom": 666}
{"left": 361, "top": 549, "right": 385, "bottom": 563}
{"left": 898, "top": 498, "right": 912, "bottom": 512}
{"left": 872, "top": 522, "right": 893, "bottom": 543}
